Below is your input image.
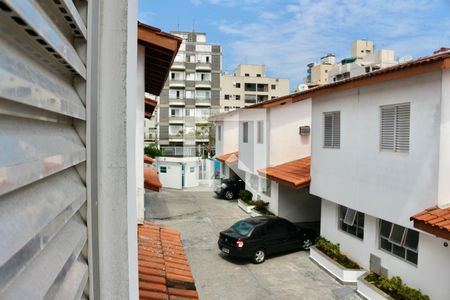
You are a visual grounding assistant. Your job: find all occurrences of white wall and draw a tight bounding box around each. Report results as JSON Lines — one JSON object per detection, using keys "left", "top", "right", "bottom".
{"left": 438, "top": 68, "right": 450, "bottom": 207}
{"left": 156, "top": 157, "right": 202, "bottom": 189}
{"left": 136, "top": 45, "right": 145, "bottom": 224}
{"left": 184, "top": 160, "right": 199, "bottom": 188}
{"left": 157, "top": 160, "right": 182, "bottom": 189}
{"left": 269, "top": 99, "right": 312, "bottom": 166}
{"left": 321, "top": 200, "right": 450, "bottom": 300}
{"left": 238, "top": 109, "right": 267, "bottom": 174}
{"left": 278, "top": 185, "right": 321, "bottom": 222}
{"left": 311, "top": 71, "right": 441, "bottom": 228}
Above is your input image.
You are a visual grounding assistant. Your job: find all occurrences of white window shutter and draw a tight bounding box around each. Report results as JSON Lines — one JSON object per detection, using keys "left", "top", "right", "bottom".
{"left": 380, "top": 103, "right": 410, "bottom": 152}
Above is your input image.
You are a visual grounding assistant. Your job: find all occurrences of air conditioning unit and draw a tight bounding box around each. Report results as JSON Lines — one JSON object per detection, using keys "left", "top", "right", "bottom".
{"left": 299, "top": 126, "right": 310, "bottom": 136}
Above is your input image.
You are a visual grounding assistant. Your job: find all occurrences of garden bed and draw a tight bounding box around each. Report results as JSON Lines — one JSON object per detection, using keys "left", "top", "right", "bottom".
{"left": 309, "top": 238, "right": 365, "bottom": 284}
{"left": 237, "top": 199, "right": 255, "bottom": 214}
{"left": 357, "top": 273, "right": 429, "bottom": 300}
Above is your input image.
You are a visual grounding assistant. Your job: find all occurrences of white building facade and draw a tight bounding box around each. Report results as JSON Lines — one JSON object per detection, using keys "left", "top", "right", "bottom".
{"left": 310, "top": 54, "right": 450, "bottom": 300}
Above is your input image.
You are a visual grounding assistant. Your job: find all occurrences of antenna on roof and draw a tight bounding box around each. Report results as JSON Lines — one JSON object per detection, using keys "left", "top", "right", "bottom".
{"left": 177, "top": 17, "right": 180, "bottom": 31}
{"left": 192, "top": 20, "right": 195, "bottom": 33}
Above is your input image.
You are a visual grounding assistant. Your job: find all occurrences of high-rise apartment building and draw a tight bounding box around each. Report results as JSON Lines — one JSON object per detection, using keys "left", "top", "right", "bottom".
{"left": 220, "top": 64, "right": 290, "bottom": 111}
{"left": 156, "top": 31, "right": 221, "bottom": 153}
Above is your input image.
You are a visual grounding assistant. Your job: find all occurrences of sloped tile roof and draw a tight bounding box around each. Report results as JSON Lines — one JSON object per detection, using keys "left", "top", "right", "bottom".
{"left": 144, "top": 168, "right": 162, "bottom": 192}
{"left": 215, "top": 151, "right": 239, "bottom": 165}
{"left": 411, "top": 206, "right": 450, "bottom": 240}
{"left": 258, "top": 156, "right": 311, "bottom": 189}
{"left": 138, "top": 222, "right": 199, "bottom": 300}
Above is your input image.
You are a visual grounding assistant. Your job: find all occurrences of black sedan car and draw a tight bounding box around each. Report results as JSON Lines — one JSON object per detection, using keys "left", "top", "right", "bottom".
{"left": 214, "top": 177, "right": 245, "bottom": 200}
{"left": 218, "top": 216, "right": 317, "bottom": 264}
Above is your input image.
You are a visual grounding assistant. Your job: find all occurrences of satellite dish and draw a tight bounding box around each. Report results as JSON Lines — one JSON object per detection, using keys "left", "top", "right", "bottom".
{"left": 297, "top": 84, "right": 309, "bottom": 92}
{"left": 399, "top": 55, "right": 413, "bottom": 64}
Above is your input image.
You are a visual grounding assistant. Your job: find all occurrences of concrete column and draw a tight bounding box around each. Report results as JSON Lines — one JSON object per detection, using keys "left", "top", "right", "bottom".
{"left": 136, "top": 45, "right": 145, "bottom": 224}
{"left": 438, "top": 68, "right": 450, "bottom": 208}
{"left": 86, "top": 0, "right": 139, "bottom": 299}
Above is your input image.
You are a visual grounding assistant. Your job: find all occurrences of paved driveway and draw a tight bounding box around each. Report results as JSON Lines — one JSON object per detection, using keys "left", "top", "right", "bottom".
{"left": 145, "top": 188, "right": 361, "bottom": 300}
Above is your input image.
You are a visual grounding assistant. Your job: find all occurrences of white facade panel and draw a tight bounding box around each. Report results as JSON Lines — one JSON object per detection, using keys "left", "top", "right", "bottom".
{"left": 321, "top": 199, "right": 450, "bottom": 300}
{"left": 311, "top": 72, "right": 441, "bottom": 228}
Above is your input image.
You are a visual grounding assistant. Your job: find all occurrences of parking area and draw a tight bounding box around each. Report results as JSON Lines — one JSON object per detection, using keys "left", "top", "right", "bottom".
{"left": 145, "top": 188, "right": 361, "bottom": 300}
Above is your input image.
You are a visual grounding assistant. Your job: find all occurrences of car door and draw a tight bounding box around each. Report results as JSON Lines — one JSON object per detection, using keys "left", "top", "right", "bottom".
{"left": 263, "top": 220, "right": 290, "bottom": 254}
{"left": 278, "top": 219, "right": 301, "bottom": 251}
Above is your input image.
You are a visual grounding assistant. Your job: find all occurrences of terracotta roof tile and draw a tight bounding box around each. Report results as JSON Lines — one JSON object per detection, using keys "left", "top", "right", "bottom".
{"left": 258, "top": 156, "right": 311, "bottom": 188}
{"left": 138, "top": 222, "right": 198, "bottom": 299}
{"left": 411, "top": 206, "right": 450, "bottom": 240}
{"left": 144, "top": 168, "right": 162, "bottom": 192}
{"left": 215, "top": 151, "right": 239, "bottom": 165}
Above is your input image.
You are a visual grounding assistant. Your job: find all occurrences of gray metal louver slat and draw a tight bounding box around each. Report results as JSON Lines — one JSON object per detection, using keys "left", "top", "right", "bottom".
{"left": 380, "top": 103, "right": 410, "bottom": 152}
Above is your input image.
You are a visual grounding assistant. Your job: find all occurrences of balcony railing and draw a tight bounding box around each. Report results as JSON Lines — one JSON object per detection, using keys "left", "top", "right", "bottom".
{"left": 160, "top": 146, "right": 215, "bottom": 157}
{"left": 195, "top": 62, "right": 211, "bottom": 71}
{"left": 168, "top": 116, "right": 184, "bottom": 123}
{"left": 195, "top": 98, "right": 211, "bottom": 106}
{"left": 169, "top": 80, "right": 185, "bottom": 87}
{"left": 169, "top": 98, "right": 185, "bottom": 105}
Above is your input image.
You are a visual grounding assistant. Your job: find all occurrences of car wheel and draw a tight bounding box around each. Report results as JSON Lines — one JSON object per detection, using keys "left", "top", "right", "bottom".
{"left": 302, "top": 238, "right": 313, "bottom": 250}
{"left": 252, "top": 249, "right": 266, "bottom": 264}
{"left": 224, "top": 190, "right": 234, "bottom": 200}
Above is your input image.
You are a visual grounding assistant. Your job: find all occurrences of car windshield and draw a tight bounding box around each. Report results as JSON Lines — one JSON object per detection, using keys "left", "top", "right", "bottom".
{"left": 229, "top": 221, "right": 255, "bottom": 236}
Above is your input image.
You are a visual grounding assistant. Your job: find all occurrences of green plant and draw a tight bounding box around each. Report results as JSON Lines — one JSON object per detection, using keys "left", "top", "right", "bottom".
{"left": 253, "top": 200, "right": 275, "bottom": 216}
{"left": 144, "top": 145, "right": 163, "bottom": 157}
{"left": 315, "top": 237, "right": 360, "bottom": 269}
{"left": 239, "top": 190, "right": 253, "bottom": 204}
{"left": 365, "top": 273, "right": 429, "bottom": 300}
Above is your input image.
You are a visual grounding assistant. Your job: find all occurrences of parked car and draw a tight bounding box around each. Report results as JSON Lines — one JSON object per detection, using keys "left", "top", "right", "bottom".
{"left": 214, "top": 176, "right": 245, "bottom": 200}
{"left": 218, "top": 216, "right": 317, "bottom": 264}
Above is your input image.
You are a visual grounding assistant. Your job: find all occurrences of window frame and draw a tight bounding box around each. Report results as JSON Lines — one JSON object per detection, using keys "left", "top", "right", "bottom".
{"left": 243, "top": 122, "right": 249, "bottom": 143}
{"left": 257, "top": 120, "right": 264, "bottom": 144}
{"left": 159, "top": 166, "right": 167, "bottom": 173}
{"left": 338, "top": 206, "right": 364, "bottom": 240}
{"left": 323, "top": 111, "right": 341, "bottom": 149}
{"left": 378, "top": 219, "right": 419, "bottom": 265}
{"left": 217, "top": 125, "right": 222, "bottom": 142}
{"left": 380, "top": 102, "right": 410, "bottom": 153}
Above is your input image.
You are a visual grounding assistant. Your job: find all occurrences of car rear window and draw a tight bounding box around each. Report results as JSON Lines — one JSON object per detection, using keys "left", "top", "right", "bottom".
{"left": 229, "top": 221, "right": 255, "bottom": 236}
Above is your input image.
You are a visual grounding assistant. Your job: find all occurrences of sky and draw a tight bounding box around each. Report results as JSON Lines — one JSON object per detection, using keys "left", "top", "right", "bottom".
{"left": 139, "top": 0, "right": 450, "bottom": 90}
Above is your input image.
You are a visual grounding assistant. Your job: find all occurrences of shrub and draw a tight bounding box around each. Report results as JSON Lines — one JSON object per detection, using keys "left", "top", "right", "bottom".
{"left": 239, "top": 190, "right": 253, "bottom": 204}
{"left": 365, "top": 273, "right": 429, "bottom": 300}
{"left": 253, "top": 200, "right": 275, "bottom": 216}
{"left": 315, "top": 237, "right": 360, "bottom": 269}
{"left": 144, "top": 145, "right": 163, "bottom": 157}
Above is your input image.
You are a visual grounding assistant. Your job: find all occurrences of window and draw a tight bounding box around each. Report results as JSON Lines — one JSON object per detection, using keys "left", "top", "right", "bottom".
{"left": 250, "top": 174, "right": 258, "bottom": 190}
{"left": 244, "top": 83, "right": 256, "bottom": 91}
{"left": 380, "top": 103, "right": 410, "bottom": 152}
{"left": 245, "top": 73, "right": 250, "bottom": 77}
{"left": 235, "top": 83, "right": 241, "bottom": 88}
{"left": 261, "top": 178, "right": 271, "bottom": 197}
{"left": 190, "top": 166, "right": 195, "bottom": 173}
{"left": 224, "top": 94, "right": 230, "bottom": 100}
{"left": 217, "top": 125, "right": 222, "bottom": 141}
{"left": 323, "top": 111, "right": 340, "bottom": 148}
{"left": 256, "top": 74, "right": 261, "bottom": 77}
{"left": 379, "top": 220, "right": 419, "bottom": 265}
{"left": 271, "top": 84, "right": 276, "bottom": 90}
{"left": 243, "top": 122, "right": 249, "bottom": 143}
{"left": 339, "top": 206, "right": 364, "bottom": 239}
{"left": 235, "top": 95, "right": 240, "bottom": 100}
{"left": 257, "top": 121, "right": 264, "bottom": 144}
{"left": 160, "top": 166, "right": 167, "bottom": 173}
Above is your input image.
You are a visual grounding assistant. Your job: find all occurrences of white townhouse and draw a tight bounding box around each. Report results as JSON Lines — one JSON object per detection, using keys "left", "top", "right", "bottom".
{"left": 304, "top": 52, "right": 450, "bottom": 300}
{"left": 211, "top": 96, "right": 321, "bottom": 223}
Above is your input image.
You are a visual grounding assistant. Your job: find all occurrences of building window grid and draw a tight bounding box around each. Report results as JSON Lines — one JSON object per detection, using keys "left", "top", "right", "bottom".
{"left": 379, "top": 220, "right": 419, "bottom": 265}
{"left": 338, "top": 206, "right": 364, "bottom": 240}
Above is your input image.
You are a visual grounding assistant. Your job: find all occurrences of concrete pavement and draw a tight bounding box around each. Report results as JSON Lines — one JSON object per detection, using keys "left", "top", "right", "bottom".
{"left": 145, "top": 188, "right": 361, "bottom": 300}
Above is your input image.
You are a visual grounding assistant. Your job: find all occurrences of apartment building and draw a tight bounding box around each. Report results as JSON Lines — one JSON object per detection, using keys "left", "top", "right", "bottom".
{"left": 220, "top": 64, "right": 289, "bottom": 111}
{"left": 211, "top": 96, "right": 320, "bottom": 223}
{"left": 307, "top": 52, "right": 450, "bottom": 300}
{"left": 306, "top": 40, "right": 397, "bottom": 86}
{"left": 157, "top": 31, "right": 221, "bottom": 154}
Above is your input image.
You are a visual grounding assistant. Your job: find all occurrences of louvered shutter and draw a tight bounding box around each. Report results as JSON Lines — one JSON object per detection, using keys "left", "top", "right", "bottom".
{"left": 323, "top": 111, "right": 340, "bottom": 148}
{"left": 381, "top": 103, "right": 410, "bottom": 152}
{"left": 0, "top": 0, "right": 88, "bottom": 299}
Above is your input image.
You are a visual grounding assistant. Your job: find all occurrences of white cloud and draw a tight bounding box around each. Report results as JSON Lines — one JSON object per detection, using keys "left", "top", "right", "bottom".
{"left": 217, "top": 0, "right": 450, "bottom": 89}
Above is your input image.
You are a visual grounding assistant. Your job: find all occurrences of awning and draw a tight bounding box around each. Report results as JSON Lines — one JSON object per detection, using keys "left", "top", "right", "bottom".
{"left": 258, "top": 156, "right": 311, "bottom": 189}
{"left": 138, "top": 222, "right": 198, "bottom": 299}
{"left": 410, "top": 206, "right": 450, "bottom": 241}
{"left": 138, "top": 22, "right": 182, "bottom": 96}
{"left": 145, "top": 97, "right": 158, "bottom": 119}
{"left": 215, "top": 151, "right": 239, "bottom": 165}
{"left": 144, "top": 168, "right": 162, "bottom": 192}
